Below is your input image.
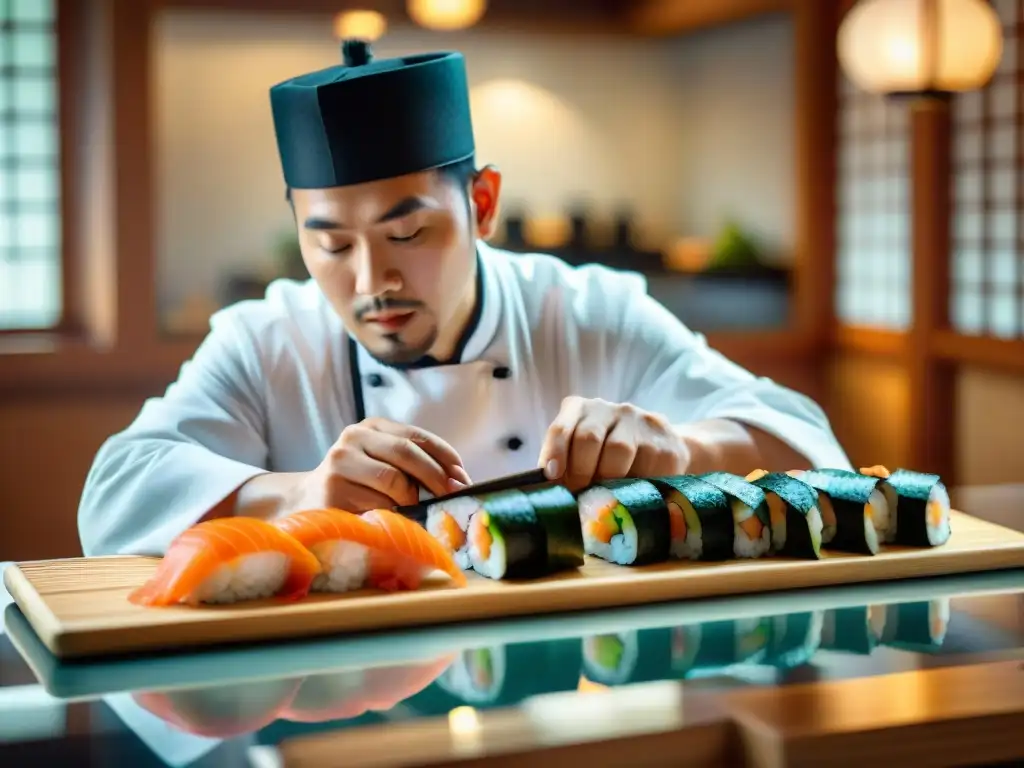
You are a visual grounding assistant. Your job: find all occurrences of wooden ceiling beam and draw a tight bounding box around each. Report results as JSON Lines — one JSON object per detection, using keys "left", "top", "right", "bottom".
{"left": 623, "top": 0, "right": 793, "bottom": 37}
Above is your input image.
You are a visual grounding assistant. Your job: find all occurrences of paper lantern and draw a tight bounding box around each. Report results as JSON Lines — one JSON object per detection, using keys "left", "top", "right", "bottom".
{"left": 407, "top": 0, "right": 487, "bottom": 31}
{"left": 333, "top": 10, "right": 387, "bottom": 41}
{"left": 838, "top": 0, "right": 1003, "bottom": 94}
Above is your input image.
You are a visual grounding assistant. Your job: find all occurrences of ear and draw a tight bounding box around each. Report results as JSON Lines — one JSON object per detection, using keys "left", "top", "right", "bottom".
{"left": 470, "top": 165, "right": 502, "bottom": 240}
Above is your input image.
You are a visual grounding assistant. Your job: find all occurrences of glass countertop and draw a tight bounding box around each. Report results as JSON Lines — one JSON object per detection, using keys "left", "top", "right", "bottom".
{"left": 2, "top": 567, "right": 1023, "bottom": 767}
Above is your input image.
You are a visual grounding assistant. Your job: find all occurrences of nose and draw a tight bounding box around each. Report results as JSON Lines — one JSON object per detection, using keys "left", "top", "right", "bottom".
{"left": 352, "top": 242, "right": 402, "bottom": 297}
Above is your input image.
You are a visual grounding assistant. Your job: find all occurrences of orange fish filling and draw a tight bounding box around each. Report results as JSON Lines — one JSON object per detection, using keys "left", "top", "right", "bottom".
{"left": 470, "top": 512, "right": 493, "bottom": 561}
{"left": 927, "top": 499, "right": 944, "bottom": 529}
{"left": 585, "top": 504, "right": 620, "bottom": 544}
{"left": 438, "top": 512, "right": 467, "bottom": 552}
{"left": 859, "top": 465, "right": 891, "bottom": 479}
{"left": 738, "top": 513, "right": 764, "bottom": 541}
{"left": 668, "top": 502, "right": 687, "bottom": 541}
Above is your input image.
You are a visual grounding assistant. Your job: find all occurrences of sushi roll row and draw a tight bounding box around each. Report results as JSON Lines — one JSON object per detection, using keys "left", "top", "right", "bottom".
{"left": 421, "top": 465, "right": 952, "bottom": 580}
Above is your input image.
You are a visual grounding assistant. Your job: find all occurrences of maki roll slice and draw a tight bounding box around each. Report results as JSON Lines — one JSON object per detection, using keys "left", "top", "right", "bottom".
{"left": 879, "top": 599, "right": 950, "bottom": 652}
{"left": 764, "top": 611, "right": 824, "bottom": 669}
{"left": 820, "top": 606, "right": 885, "bottom": 655}
{"left": 468, "top": 488, "right": 583, "bottom": 580}
{"left": 791, "top": 468, "right": 894, "bottom": 555}
{"left": 861, "top": 466, "right": 952, "bottom": 547}
{"left": 522, "top": 484, "right": 585, "bottom": 571}
{"left": 578, "top": 478, "right": 671, "bottom": 565}
{"left": 648, "top": 475, "right": 735, "bottom": 561}
{"left": 748, "top": 470, "right": 825, "bottom": 560}
{"left": 698, "top": 472, "right": 773, "bottom": 559}
{"left": 435, "top": 646, "right": 506, "bottom": 705}
{"left": 671, "top": 617, "right": 770, "bottom": 677}
{"left": 581, "top": 632, "right": 639, "bottom": 685}
{"left": 425, "top": 495, "right": 487, "bottom": 570}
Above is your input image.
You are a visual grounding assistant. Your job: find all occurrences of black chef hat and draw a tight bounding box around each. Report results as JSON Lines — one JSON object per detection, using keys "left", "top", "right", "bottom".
{"left": 269, "top": 39, "right": 476, "bottom": 190}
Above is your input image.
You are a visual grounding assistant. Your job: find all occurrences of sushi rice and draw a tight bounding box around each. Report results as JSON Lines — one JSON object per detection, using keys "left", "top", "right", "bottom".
{"left": 437, "top": 646, "right": 505, "bottom": 704}
{"left": 729, "top": 498, "right": 772, "bottom": 559}
{"left": 582, "top": 631, "right": 638, "bottom": 685}
{"left": 307, "top": 540, "right": 372, "bottom": 593}
{"left": 578, "top": 486, "right": 640, "bottom": 564}
{"left": 426, "top": 496, "right": 485, "bottom": 570}
{"left": 191, "top": 551, "right": 295, "bottom": 605}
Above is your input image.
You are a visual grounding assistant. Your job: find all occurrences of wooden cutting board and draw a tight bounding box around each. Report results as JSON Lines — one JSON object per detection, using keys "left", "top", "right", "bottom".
{"left": 6, "top": 509, "right": 1024, "bottom": 660}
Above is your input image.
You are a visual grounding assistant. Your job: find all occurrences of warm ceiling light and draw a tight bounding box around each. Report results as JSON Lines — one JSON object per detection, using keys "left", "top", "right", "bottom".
{"left": 838, "top": 0, "right": 1003, "bottom": 95}
{"left": 407, "top": 0, "right": 487, "bottom": 31}
{"left": 333, "top": 10, "right": 387, "bottom": 41}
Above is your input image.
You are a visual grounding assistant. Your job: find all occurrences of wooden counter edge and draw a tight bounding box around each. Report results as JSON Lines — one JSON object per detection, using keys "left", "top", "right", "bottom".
{"left": 273, "top": 660, "right": 1024, "bottom": 768}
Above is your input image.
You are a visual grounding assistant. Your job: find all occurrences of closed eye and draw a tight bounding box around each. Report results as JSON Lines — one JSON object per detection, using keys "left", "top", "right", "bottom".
{"left": 388, "top": 228, "right": 424, "bottom": 243}
{"left": 322, "top": 243, "right": 351, "bottom": 255}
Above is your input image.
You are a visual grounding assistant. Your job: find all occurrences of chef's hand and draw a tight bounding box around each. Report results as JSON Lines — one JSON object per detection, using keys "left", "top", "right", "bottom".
{"left": 538, "top": 396, "right": 688, "bottom": 491}
{"left": 296, "top": 418, "right": 472, "bottom": 511}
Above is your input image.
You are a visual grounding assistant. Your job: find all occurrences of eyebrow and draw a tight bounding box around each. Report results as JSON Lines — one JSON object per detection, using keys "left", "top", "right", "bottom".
{"left": 303, "top": 196, "right": 431, "bottom": 231}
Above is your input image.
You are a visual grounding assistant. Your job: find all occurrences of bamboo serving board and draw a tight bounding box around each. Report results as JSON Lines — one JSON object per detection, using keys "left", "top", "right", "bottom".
{"left": 6, "top": 509, "right": 1024, "bottom": 659}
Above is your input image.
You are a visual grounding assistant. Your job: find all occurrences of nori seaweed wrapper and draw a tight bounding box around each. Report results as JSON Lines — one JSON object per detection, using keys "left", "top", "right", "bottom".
{"left": 886, "top": 468, "right": 947, "bottom": 547}
{"left": 415, "top": 638, "right": 583, "bottom": 711}
{"left": 649, "top": 475, "right": 734, "bottom": 561}
{"left": 752, "top": 472, "right": 823, "bottom": 559}
{"left": 581, "top": 627, "right": 675, "bottom": 685}
{"left": 763, "top": 611, "right": 823, "bottom": 669}
{"left": 880, "top": 600, "right": 949, "bottom": 653}
{"left": 700, "top": 472, "right": 769, "bottom": 513}
{"left": 479, "top": 489, "right": 548, "bottom": 579}
{"left": 820, "top": 606, "right": 880, "bottom": 655}
{"left": 801, "top": 469, "right": 881, "bottom": 555}
{"left": 523, "top": 484, "right": 585, "bottom": 571}
{"left": 671, "top": 617, "right": 770, "bottom": 676}
{"left": 599, "top": 477, "right": 672, "bottom": 565}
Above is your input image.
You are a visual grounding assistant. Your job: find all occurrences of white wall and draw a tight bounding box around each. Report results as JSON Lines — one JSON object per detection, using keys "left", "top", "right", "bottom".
{"left": 152, "top": 9, "right": 795, "bottom": 313}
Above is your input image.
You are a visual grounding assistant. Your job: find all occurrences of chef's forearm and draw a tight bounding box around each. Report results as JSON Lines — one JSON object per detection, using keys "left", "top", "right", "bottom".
{"left": 202, "top": 471, "right": 308, "bottom": 523}
{"left": 673, "top": 418, "right": 813, "bottom": 476}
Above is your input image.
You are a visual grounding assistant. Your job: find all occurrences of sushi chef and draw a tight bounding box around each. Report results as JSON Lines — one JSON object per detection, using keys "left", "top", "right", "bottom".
{"left": 77, "top": 40, "right": 852, "bottom": 557}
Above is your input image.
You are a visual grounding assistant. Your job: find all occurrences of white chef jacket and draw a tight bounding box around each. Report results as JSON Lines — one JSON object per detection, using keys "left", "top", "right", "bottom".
{"left": 78, "top": 242, "right": 851, "bottom": 557}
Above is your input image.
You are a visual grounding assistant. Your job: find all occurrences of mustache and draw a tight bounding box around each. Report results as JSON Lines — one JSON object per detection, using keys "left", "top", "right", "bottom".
{"left": 354, "top": 297, "right": 424, "bottom": 322}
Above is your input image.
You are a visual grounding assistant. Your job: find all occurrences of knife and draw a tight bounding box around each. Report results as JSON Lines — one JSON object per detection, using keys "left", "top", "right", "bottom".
{"left": 393, "top": 467, "right": 551, "bottom": 523}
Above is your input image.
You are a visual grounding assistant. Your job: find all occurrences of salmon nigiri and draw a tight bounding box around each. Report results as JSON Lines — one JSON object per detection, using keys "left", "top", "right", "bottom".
{"left": 128, "top": 517, "right": 322, "bottom": 607}
{"left": 274, "top": 507, "right": 468, "bottom": 593}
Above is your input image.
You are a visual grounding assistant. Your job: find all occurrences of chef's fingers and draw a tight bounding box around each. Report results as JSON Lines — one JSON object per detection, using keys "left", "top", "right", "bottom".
{"left": 595, "top": 419, "right": 638, "bottom": 481}
{"left": 631, "top": 439, "right": 684, "bottom": 479}
{"left": 564, "top": 411, "right": 613, "bottom": 491}
{"left": 537, "top": 396, "right": 586, "bottom": 480}
{"left": 361, "top": 430, "right": 453, "bottom": 499}
{"left": 344, "top": 456, "right": 419, "bottom": 512}
{"left": 370, "top": 419, "right": 472, "bottom": 485}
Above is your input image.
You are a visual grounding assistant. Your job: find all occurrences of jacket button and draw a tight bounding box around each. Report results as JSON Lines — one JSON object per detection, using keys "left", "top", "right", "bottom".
{"left": 505, "top": 436, "right": 524, "bottom": 451}
{"left": 492, "top": 365, "right": 511, "bottom": 380}
{"left": 366, "top": 373, "right": 385, "bottom": 388}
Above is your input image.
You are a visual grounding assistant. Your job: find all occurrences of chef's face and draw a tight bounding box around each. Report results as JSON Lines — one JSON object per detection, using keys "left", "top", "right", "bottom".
{"left": 290, "top": 164, "right": 502, "bottom": 365}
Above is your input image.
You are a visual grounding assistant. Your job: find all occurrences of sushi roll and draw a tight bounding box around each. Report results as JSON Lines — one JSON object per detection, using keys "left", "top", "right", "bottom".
{"left": 792, "top": 468, "right": 893, "bottom": 555}
{"left": 274, "top": 507, "right": 467, "bottom": 593}
{"left": 582, "top": 631, "right": 639, "bottom": 685}
{"left": 467, "top": 490, "right": 546, "bottom": 579}
{"left": 880, "top": 599, "right": 950, "bottom": 652}
{"left": 436, "top": 646, "right": 506, "bottom": 704}
{"left": 862, "top": 466, "right": 952, "bottom": 547}
{"left": 523, "top": 484, "right": 585, "bottom": 571}
{"left": 764, "top": 611, "right": 824, "bottom": 669}
{"left": 577, "top": 478, "right": 671, "bottom": 566}
{"left": 425, "top": 495, "right": 486, "bottom": 570}
{"left": 820, "top": 606, "right": 884, "bottom": 655}
{"left": 671, "top": 617, "right": 770, "bottom": 677}
{"left": 748, "top": 470, "right": 825, "bottom": 560}
{"left": 127, "top": 517, "right": 323, "bottom": 607}
{"left": 697, "top": 472, "right": 773, "bottom": 559}
{"left": 648, "top": 476, "right": 735, "bottom": 561}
